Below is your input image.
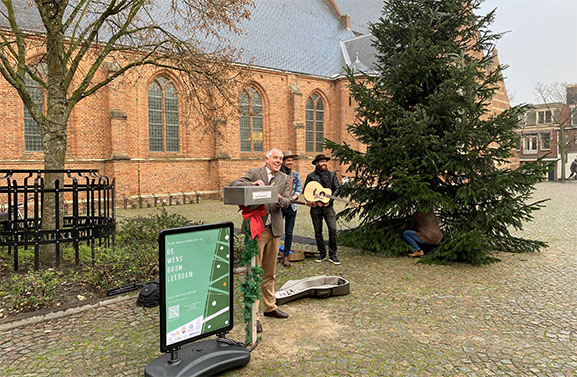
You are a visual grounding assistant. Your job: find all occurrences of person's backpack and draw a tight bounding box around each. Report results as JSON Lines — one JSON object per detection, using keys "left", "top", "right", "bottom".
{"left": 136, "top": 280, "right": 160, "bottom": 308}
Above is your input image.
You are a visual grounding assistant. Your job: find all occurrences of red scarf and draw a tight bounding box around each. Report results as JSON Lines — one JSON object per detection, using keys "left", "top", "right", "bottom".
{"left": 239, "top": 205, "right": 267, "bottom": 239}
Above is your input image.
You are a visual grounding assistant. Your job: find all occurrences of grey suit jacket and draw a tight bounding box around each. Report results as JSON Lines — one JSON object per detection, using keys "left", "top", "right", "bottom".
{"left": 229, "top": 166, "right": 291, "bottom": 237}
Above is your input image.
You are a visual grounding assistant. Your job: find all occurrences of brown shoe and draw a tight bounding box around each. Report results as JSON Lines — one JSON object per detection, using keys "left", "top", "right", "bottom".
{"left": 408, "top": 250, "right": 424, "bottom": 258}
{"left": 263, "top": 308, "right": 289, "bottom": 319}
{"left": 282, "top": 255, "right": 291, "bottom": 267}
{"left": 256, "top": 320, "right": 262, "bottom": 333}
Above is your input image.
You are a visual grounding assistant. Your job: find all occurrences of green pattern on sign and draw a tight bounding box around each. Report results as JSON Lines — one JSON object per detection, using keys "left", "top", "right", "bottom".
{"left": 202, "top": 227, "right": 231, "bottom": 333}
{"left": 164, "top": 228, "right": 231, "bottom": 345}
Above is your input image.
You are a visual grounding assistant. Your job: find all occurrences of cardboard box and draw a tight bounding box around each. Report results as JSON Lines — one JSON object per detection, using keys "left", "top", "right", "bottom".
{"left": 223, "top": 186, "right": 279, "bottom": 206}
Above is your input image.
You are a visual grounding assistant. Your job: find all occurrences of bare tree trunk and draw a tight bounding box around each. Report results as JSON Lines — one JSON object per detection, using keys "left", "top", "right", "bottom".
{"left": 37, "top": 6, "right": 70, "bottom": 267}
{"left": 39, "top": 118, "right": 68, "bottom": 267}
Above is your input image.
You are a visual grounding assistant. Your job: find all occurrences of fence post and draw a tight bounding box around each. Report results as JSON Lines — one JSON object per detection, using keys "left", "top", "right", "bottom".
{"left": 0, "top": 170, "right": 115, "bottom": 271}
{"left": 73, "top": 177, "right": 80, "bottom": 266}
{"left": 10, "top": 179, "right": 18, "bottom": 271}
{"left": 55, "top": 179, "right": 61, "bottom": 267}
{"left": 33, "top": 174, "right": 41, "bottom": 271}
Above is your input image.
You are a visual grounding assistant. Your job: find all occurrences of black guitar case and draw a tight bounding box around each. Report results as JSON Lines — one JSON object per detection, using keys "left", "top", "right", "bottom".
{"left": 275, "top": 275, "right": 350, "bottom": 305}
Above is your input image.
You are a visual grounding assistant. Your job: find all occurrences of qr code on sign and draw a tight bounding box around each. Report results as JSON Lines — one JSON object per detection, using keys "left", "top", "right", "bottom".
{"left": 168, "top": 305, "right": 179, "bottom": 320}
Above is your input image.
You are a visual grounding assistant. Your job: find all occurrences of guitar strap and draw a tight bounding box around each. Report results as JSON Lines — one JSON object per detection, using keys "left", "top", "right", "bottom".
{"left": 289, "top": 171, "right": 294, "bottom": 195}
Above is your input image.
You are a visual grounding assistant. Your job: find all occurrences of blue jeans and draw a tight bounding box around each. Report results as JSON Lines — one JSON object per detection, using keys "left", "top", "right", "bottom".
{"left": 282, "top": 207, "right": 297, "bottom": 256}
{"left": 402, "top": 230, "right": 432, "bottom": 252}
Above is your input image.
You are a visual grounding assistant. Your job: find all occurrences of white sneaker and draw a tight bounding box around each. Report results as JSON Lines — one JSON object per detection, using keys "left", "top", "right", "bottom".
{"left": 328, "top": 256, "right": 341, "bottom": 265}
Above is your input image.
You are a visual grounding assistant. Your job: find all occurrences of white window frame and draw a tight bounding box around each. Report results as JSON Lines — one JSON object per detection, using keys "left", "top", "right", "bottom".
{"left": 540, "top": 132, "right": 551, "bottom": 150}
{"left": 524, "top": 135, "right": 538, "bottom": 154}
{"left": 537, "top": 110, "right": 552, "bottom": 124}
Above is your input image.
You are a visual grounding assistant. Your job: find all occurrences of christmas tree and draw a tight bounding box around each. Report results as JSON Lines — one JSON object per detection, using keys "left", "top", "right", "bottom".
{"left": 327, "top": 0, "right": 550, "bottom": 264}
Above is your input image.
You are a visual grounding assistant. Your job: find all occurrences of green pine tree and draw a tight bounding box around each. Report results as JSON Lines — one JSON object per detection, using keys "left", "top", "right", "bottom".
{"left": 327, "top": 0, "right": 551, "bottom": 265}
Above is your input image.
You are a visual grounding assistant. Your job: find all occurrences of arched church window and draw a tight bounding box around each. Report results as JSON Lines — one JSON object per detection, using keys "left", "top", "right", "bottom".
{"left": 148, "top": 76, "right": 179, "bottom": 152}
{"left": 306, "top": 93, "right": 324, "bottom": 153}
{"left": 23, "top": 63, "right": 47, "bottom": 152}
{"left": 239, "top": 86, "right": 263, "bottom": 152}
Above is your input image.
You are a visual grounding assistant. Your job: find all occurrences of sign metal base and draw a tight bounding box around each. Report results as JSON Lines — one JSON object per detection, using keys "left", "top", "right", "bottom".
{"left": 144, "top": 338, "right": 250, "bottom": 377}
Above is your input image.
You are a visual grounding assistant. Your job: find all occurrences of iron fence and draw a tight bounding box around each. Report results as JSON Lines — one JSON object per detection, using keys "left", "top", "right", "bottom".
{"left": 0, "top": 169, "right": 115, "bottom": 270}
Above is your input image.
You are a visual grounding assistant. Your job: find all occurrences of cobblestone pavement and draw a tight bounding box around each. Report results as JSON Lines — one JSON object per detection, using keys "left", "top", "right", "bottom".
{"left": 1, "top": 182, "right": 577, "bottom": 376}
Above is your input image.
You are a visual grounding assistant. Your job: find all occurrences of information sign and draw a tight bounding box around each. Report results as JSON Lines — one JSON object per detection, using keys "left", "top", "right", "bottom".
{"left": 159, "top": 222, "right": 234, "bottom": 352}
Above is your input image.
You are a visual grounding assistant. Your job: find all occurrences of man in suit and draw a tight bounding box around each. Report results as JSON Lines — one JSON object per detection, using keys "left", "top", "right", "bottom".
{"left": 229, "top": 148, "right": 291, "bottom": 333}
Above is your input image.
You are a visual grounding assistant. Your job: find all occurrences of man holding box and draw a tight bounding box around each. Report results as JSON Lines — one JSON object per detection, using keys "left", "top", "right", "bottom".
{"left": 229, "top": 148, "right": 291, "bottom": 333}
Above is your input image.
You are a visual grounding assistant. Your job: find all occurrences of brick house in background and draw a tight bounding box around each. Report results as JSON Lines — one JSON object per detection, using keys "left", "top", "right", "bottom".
{"left": 515, "top": 85, "right": 577, "bottom": 180}
{"left": 0, "top": 0, "right": 511, "bottom": 203}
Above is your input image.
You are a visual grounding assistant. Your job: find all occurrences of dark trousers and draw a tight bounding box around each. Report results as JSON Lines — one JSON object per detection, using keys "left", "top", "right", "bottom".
{"left": 310, "top": 206, "right": 337, "bottom": 257}
{"left": 282, "top": 206, "right": 297, "bottom": 255}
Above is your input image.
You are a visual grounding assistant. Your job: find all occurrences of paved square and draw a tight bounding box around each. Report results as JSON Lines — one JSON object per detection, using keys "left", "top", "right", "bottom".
{"left": 1, "top": 182, "right": 576, "bottom": 376}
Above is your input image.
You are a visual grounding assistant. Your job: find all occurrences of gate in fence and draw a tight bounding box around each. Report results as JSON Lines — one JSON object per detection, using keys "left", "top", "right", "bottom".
{"left": 0, "top": 169, "right": 115, "bottom": 271}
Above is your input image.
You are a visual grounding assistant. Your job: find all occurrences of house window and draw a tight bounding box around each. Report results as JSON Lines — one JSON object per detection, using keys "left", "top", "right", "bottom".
{"left": 524, "top": 135, "right": 538, "bottom": 154}
{"left": 148, "top": 76, "right": 179, "bottom": 152}
{"left": 571, "top": 108, "right": 577, "bottom": 127}
{"left": 537, "top": 110, "right": 552, "bottom": 124}
{"left": 515, "top": 134, "right": 521, "bottom": 151}
{"left": 306, "top": 93, "right": 324, "bottom": 153}
{"left": 540, "top": 132, "right": 551, "bottom": 150}
{"left": 239, "top": 86, "right": 263, "bottom": 152}
{"left": 23, "top": 63, "right": 47, "bottom": 152}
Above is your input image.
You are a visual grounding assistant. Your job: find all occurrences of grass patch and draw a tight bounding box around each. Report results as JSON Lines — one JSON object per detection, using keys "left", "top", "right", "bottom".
{"left": 0, "top": 208, "right": 203, "bottom": 319}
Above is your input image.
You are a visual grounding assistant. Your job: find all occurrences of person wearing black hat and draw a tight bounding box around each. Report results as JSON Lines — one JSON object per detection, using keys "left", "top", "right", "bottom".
{"left": 304, "top": 154, "right": 341, "bottom": 265}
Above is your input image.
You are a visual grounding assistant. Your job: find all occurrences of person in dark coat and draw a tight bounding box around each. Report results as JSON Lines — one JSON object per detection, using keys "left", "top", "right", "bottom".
{"left": 304, "top": 154, "right": 341, "bottom": 265}
{"left": 569, "top": 158, "right": 577, "bottom": 180}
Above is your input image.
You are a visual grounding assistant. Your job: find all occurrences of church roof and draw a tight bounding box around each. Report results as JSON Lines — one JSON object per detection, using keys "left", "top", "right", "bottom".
{"left": 227, "top": 0, "right": 356, "bottom": 78}
{"left": 341, "top": 35, "right": 379, "bottom": 76}
{"left": 334, "top": 0, "right": 386, "bottom": 35}
{"left": 0, "top": 0, "right": 382, "bottom": 79}
{"left": 0, "top": 1, "right": 43, "bottom": 32}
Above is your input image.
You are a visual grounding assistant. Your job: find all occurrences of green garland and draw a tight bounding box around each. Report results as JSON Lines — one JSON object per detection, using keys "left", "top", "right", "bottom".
{"left": 239, "top": 223, "right": 263, "bottom": 344}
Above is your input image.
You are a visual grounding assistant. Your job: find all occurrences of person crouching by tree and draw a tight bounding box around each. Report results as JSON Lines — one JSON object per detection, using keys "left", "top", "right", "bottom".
{"left": 304, "top": 154, "right": 341, "bottom": 265}
{"left": 403, "top": 211, "right": 443, "bottom": 257}
{"left": 280, "top": 151, "right": 302, "bottom": 268}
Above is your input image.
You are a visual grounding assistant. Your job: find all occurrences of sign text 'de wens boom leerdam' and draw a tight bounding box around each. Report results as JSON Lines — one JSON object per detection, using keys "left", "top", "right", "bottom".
{"left": 163, "top": 227, "right": 231, "bottom": 347}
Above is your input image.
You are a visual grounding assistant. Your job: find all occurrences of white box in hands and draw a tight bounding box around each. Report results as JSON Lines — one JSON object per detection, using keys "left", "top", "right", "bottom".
{"left": 223, "top": 186, "right": 279, "bottom": 206}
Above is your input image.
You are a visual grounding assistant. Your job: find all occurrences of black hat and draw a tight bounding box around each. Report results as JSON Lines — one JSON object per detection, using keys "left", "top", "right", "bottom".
{"left": 282, "top": 151, "right": 298, "bottom": 160}
{"left": 312, "top": 154, "right": 331, "bottom": 165}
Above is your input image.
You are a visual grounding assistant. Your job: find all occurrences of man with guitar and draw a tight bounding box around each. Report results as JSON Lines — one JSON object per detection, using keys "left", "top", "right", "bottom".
{"left": 304, "top": 154, "right": 342, "bottom": 265}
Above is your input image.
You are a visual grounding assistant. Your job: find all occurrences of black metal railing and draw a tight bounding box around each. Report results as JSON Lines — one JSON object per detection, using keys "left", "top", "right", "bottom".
{"left": 0, "top": 169, "right": 115, "bottom": 271}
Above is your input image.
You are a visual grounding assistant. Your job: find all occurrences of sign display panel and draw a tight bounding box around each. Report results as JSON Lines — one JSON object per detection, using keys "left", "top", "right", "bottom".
{"left": 159, "top": 222, "right": 234, "bottom": 352}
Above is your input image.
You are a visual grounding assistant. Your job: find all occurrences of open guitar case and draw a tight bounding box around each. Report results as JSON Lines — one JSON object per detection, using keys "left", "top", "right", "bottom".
{"left": 275, "top": 275, "right": 350, "bottom": 305}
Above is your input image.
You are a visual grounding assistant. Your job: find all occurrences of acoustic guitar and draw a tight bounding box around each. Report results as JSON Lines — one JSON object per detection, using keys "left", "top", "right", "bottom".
{"left": 301, "top": 181, "right": 359, "bottom": 207}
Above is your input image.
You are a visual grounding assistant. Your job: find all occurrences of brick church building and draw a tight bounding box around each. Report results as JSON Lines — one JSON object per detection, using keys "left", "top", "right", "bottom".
{"left": 0, "top": 0, "right": 511, "bottom": 203}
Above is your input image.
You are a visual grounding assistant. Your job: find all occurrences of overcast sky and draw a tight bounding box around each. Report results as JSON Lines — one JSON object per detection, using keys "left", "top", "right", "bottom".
{"left": 477, "top": 0, "right": 577, "bottom": 106}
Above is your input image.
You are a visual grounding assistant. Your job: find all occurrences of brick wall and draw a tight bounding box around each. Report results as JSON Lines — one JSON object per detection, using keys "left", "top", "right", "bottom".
{"left": 1, "top": 57, "right": 511, "bottom": 201}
